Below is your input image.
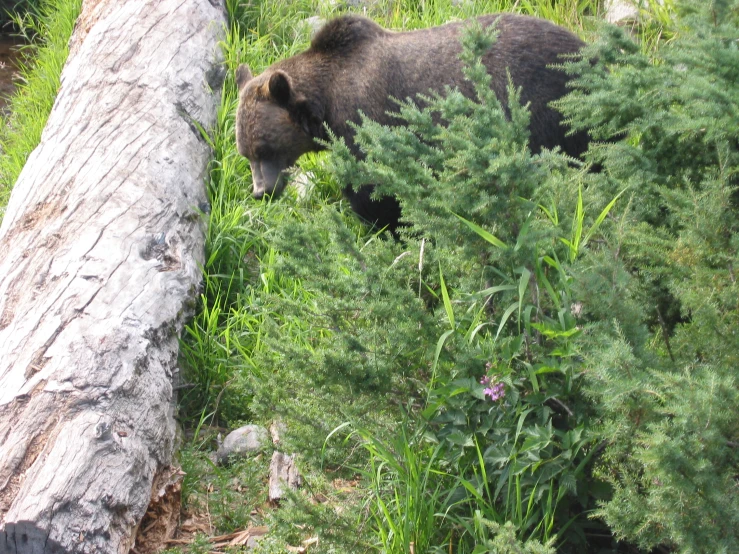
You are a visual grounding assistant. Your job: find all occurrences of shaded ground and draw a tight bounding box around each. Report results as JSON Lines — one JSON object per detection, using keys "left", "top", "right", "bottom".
{"left": 0, "top": 35, "right": 22, "bottom": 114}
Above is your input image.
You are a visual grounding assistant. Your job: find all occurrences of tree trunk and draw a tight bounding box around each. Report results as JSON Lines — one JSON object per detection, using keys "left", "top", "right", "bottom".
{"left": 0, "top": 0, "right": 226, "bottom": 552}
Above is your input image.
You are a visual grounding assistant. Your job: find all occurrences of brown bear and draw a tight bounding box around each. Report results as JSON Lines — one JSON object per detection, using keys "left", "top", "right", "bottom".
{"left": 235, "top": 14, "right": 588, "bottom": 231}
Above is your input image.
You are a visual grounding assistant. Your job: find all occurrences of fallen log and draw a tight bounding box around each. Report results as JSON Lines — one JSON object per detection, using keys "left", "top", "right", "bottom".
{"left": 0, "top": 0, "right": 226, "bottom": 552}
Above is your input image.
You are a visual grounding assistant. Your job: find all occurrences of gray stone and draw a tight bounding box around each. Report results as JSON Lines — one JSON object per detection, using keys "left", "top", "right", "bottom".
{"left": 605, "top": 0, "right": 638, "bottom": 24}
{"left": 216, "top": 424, "right": 269, "bottom": 464}
{"left": 303, "top": 15, "right": 326, "bottom": 38}
{"left": 292, "top": 170, "right": 315, "bottom": 200}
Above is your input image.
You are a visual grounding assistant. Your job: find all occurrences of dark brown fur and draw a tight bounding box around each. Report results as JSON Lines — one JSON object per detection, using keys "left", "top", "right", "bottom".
{"left": 236, "top": 14, "right": 588, "bottom": 231}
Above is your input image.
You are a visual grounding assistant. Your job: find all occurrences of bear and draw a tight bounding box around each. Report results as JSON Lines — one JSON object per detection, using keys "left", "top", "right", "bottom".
{"left": 235, "top": 14, "right": 588, "bottom": 232}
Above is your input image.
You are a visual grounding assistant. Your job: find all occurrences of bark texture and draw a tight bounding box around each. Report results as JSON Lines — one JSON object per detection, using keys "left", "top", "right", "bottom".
{"left": 268, "top": 451, "right": 302, "bottom": 503}
{"left": 0, "top": 0, "right": 226, "bottom": 552}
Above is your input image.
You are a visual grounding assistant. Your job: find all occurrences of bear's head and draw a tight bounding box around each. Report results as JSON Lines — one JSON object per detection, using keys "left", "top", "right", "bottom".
{"left": 235, "top": 64, "right": 324, "bottom": 199}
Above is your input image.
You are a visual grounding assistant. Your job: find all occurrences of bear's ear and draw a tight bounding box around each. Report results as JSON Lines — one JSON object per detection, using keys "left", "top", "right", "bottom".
{"left": 235, "top": 64, "right": 253, "bottom": 90}
{"left": 268, "top": 70, "right": 292, "bottom": 107}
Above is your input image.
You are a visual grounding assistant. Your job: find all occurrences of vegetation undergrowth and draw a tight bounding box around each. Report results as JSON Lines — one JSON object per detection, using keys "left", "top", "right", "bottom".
{"left": 0, "top": 0, "right": 81, "bottom": 220}
{"left": 176, "top": 0, "right": 738, "bottom": 553}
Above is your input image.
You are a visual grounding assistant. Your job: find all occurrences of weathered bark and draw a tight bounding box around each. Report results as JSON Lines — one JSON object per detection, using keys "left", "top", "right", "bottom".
{"left": 268, "top": 451, "right": 302, "bottom": 503}
{"left": 0, "top": 0, "right": 226, "bottom": 552}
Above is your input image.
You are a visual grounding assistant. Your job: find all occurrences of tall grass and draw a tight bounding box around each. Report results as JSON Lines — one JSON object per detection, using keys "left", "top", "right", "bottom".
{"left": 0, "top": 0, "right": 81, "bottom": 220}
{"left": 357, "top": 422, "right": 455, "bottom": 552}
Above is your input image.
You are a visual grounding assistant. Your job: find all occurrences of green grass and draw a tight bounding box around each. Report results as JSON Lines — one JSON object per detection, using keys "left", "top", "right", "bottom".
{"left": 0, "top": 0, "right": 81, "bottom": 221}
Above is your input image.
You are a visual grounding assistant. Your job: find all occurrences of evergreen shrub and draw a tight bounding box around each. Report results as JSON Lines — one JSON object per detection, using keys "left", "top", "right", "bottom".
{"left": 555, "top": 1, "right": 739, "bottom": 550}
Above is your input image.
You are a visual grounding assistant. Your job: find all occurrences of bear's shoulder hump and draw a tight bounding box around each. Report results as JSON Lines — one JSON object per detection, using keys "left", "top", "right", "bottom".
{"left": 310, "top": 15, "right": 386, "bottom": 53}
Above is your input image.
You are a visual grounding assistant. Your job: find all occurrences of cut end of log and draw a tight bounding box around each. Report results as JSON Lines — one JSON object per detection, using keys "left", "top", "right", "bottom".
{"left": 131, "top": 466, "right": 185, "bottom": 554}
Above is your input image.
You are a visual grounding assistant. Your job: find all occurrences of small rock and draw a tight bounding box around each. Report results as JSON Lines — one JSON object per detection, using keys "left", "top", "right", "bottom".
{"left": 303, "top": 15, "right": 325, "bottom": 38}
{"left": 604, "top": 0, "right": 667, "bottom": 27}
{"left": 269, "top": 451, "right": 302, "bottom": 502}
{"left": 216, "top": 424, "right": 269, "bottom": 464}
{"left": 604, "top": 0, "right": 638, "bottom": 24}
{"left": 291, "top": 170, "right": 315, "bottom": 200}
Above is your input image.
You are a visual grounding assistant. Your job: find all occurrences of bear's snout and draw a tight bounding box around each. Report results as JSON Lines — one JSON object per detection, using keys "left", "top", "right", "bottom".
{"left": 250, "top": 159, "right": 288, "bottom": 199}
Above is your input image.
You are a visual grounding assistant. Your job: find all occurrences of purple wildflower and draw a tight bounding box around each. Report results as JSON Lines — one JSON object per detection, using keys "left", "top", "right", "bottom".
{"left": 480, "top": 372, "right": 506, "bottom": 402}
